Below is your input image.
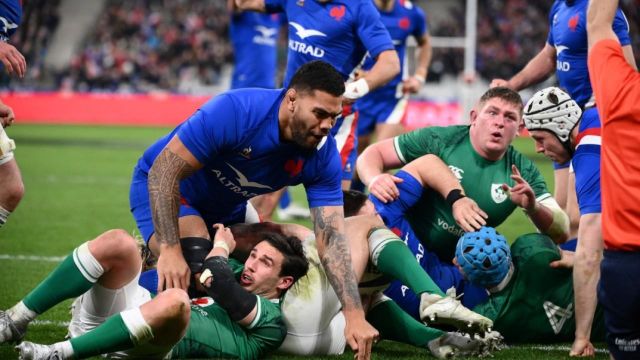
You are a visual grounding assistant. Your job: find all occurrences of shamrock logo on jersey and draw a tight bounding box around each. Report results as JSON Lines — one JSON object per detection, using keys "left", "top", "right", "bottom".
{"left": 491, "top": 183, "right": 508, "bottom": 204}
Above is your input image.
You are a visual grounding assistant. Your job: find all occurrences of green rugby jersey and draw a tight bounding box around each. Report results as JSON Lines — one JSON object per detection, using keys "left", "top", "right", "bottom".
{"left": 171, "top": 259, "right": 287, "bottom": 359}
{"left": 394, "top": 125, "right": 550, "bottom": 261}
{"left": 473, "top": 234, "right": 605, "bottom": 343}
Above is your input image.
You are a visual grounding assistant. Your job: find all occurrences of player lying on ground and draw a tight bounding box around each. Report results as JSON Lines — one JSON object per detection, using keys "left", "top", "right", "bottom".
{"left": 0, "top": 225, "right": 309, "bottom": 360}
{"left": 139, "top": 214, "right": 500, "bottom": 359}
{"left": 347, "top": 182, "right": 606, "bottom": 344}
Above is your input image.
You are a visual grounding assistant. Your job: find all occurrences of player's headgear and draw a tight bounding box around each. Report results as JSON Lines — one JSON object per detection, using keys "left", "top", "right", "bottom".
{"left": 455, "top": 226, "right": 511, "bottom": 288}
{"left": 523, "top": 87, "right": 582, "bottom": 155}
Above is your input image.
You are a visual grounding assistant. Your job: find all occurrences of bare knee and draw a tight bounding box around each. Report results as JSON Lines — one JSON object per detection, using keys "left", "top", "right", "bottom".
{"left": 144, "top": 289, "right": 191, "bottom": 344}
{"left": 0, "top": 163, "right": 24, "bottom": 211}
{"left": 90, "top": 229, "right": 141, "bottom": 270}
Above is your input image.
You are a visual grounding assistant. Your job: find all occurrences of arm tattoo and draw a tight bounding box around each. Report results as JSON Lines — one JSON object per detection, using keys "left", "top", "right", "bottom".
{"left": 311, "top": 207, "right": 363, "bottom": 311}
{"left": 148, "top": 148, "right": 196, "bottom": 246}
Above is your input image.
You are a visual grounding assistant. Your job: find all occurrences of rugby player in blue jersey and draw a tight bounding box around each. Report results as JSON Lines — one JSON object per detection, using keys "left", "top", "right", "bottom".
{"left": 236, "top": 0, "right": 400, "bottom": 190}
{"left": 129, "top": 60, "right": 380, "bottom": 358}
{"left": 490, "top": 1, "right": 636, "bottom": 354}
{"left": 357, "top": 0, "right": 431, "bottom": 152}
{"left": 0, "top": 0, "right": 25, "bottom": 230}
{"left": 523, "top": 87, "right": 603, "bottom": 356}
{"left": 228, "top": 0, "right": 283, "bottom": 89}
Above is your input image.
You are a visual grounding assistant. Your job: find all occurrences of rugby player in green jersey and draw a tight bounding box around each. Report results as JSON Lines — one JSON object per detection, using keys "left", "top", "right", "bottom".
{"left": 358, "top": 87, "right": 570, "bottom": 262}
{"left": 0, "top": 225, "right": 309, "bottom": 360}
{"left": 457, "top": 228, "right": 605, "bottom": 344}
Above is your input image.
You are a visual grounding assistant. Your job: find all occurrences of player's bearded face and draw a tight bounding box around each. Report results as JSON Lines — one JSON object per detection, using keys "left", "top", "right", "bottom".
{"left": 530, "top": 130, "right": 571, "bottom": 163}
{"left": 290, "top": 90, "right": 341, "bottom": 149}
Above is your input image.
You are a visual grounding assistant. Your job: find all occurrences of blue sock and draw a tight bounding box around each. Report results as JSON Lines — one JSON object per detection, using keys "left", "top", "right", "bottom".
{"left": 279, "top": 189, "right": 291, "bottom": 208}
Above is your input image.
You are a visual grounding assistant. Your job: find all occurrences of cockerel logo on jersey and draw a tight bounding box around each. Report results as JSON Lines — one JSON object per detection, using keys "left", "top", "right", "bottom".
{"left": 289, "top": 22, "right": 326, "bottom": 58}
{"left": 253, "top": 25, "right": 278, "bottom": 46}
{"left": 399, "top": 17, "right": 410, "bottom": 30}
{"left": 568, "top": 14, "right": 579, "bottom": 31}
{"left": 330, "top": 5, "right": 346, "bottom": 21}
{"left": 284, "top": 158, "right": 304, "bottom": 177}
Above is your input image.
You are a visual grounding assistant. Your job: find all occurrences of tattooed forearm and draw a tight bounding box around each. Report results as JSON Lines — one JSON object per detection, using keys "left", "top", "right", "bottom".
{"left": 311, "top": 206, "right": 363, "bottom": 312}
{"left": 148, "top": 148, "right": 195, "bottom": 246}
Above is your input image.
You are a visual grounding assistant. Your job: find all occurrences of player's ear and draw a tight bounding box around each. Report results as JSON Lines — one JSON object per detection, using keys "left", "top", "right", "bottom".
{"left": 276, "top": 275, "right": 294, "bottom": 291}
{"left": 286, "top": 88, "right": 297, "bottom": 111}
{"left": 469, "top": 108, "right": 478, "bottom": 126}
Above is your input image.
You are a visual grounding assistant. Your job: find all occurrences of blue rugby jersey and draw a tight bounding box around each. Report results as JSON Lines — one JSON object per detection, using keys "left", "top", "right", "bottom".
{"left": 571, "top": 108, "right": 602, "bottom": 215}
{"left": 360, "top": 0, "right": 427, "bottom": 92}
{"left": 265, "top": 0, "right": 394, "bottom": 85}
{"left": 135, "top": 88, "right": 343, "bottom": 221}
{"left": 547, "top": 0, "right": 630, "bottom": 107}
{"left": 0, "top": 0, "right": 21, "bottom": 42}
{"left": 230, "top": 12, "right": 283, "bottom": 89}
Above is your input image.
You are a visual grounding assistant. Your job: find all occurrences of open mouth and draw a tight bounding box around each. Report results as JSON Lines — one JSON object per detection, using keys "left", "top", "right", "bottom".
{"left": 240, "top": 272, "right": 253, "bottom": 286}
{"left": 490, "top": 131, "right": 503, "bottom": 140}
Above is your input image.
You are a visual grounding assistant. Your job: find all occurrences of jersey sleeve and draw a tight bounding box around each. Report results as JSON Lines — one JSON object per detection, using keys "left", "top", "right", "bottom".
{"left": 303, "top": 137, "right": 344, "bottom": 208}
{"left": 572, "top": 152, "right": 602, "bottom": 215}
{"left": 355, "top": 1, "right": 394, "bottom": 59}
{"left": 412, "top": 6, "right": 427, "bottom": 39}
{"left": 229, "top": 258, "right": 245, "bottom": 279}
{"left": 244, "top": 298, "right": 287, "bottom": 359}
{"left": 613, "top": 9, "right": 631, "bottom": 46}
{"left": 394, "top": 126, "right": 455, "bottom": 164}
{"left": 264, "top": 0, "right": 286, "bottom": 13}
{"left": 176, "top": 94, "right": 240, "bottom": 165}
{"left": 374, "top": 170, "right": 424, "bottom": 225}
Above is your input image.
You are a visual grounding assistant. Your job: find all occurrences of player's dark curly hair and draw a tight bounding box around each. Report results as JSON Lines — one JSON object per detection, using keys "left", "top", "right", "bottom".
{"left": 343, "top": 189, "right": 369, "bottom": 217}
{"left": 262, "top": 232, "right": 309, "bottom": 284}
{"left": 288, "top": 60, "right": 345, "bottom": 97}
{"left": 479, "top": 87, "right": 524, "bottom": 115}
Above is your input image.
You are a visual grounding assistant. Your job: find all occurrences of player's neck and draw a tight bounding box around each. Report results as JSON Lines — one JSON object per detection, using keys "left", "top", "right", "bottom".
{"left": 375, "top": 0, "right": 394, "bottom": 11}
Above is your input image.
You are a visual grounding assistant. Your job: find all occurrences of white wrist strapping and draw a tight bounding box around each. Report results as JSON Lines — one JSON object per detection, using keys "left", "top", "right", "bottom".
{"left": 413, "top": 74, "right": 426, "bottom": 84}
{"left": 343, "top": 78, "right": 370, "bottom": 100}
{"left": 213, "top": 241, "right": 230, "bottom": 254}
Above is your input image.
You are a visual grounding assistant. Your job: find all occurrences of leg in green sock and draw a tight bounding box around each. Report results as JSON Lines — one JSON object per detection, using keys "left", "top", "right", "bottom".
{"left": 23, "top": 243, "right": 102, "bottom": 314}
{"left": 371, "top": 229, "right": 445, "bottom": 296}
{"left": 367, "top": 297, "right": 443, "bottom": 347}
{"left": 70, "top": 313, "right": 135, "bottom": 358}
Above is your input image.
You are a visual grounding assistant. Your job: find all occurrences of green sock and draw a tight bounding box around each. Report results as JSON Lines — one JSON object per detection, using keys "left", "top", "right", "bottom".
{"left": 367, "top": 299, "right": 443, "bottom": 347}
{"left": 23, "top": 244, "right": 101, "bottom": 314}
{"left": 70, "top": 313, "right": 135, "bottom": 358}
{"left": 374, "top": 238, "right": 445, "bottom": 296}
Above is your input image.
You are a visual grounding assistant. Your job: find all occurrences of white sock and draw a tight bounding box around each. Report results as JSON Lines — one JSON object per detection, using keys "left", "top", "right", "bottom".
{"left": 8, "top": 301, "right": 37, "bottom": 324}
{"left": 54, "top": 340, "right": 75, "bottom": 359}
{"left": 0, "top": 206, "right": 10, "bottom": 228}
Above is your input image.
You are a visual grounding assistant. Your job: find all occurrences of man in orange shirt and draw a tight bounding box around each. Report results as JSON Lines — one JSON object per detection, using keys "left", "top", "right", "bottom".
{"left": 587, "top": 0, "right": 640, "bottom": 358}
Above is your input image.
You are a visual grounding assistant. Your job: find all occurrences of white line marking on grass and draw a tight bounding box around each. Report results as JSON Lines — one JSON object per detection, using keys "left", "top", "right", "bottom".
{"left": 32, "top": 320, "right": 69, "bottom": 327}
{"left": 523, "top": 345, "right": 609, "bottom": 354}
{"left": 0, "top": 254, "right": 64, "bottom": 262}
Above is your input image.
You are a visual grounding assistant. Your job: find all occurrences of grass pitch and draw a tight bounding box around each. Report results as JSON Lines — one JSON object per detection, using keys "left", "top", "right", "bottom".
{"left": 0, "top": 124, "right": 608, "bottom": 359}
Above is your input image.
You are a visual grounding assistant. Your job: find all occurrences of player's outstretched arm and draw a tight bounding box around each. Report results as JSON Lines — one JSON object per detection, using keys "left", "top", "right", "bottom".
{"left": 587, "top": 0, "right": 618, "bottom": 50}
{"left": 403, "top": 155, "right": 487, "bottom": 231}
{"left": 502, "top": 165, "right": 569, "bottom": 244}
{"left": 357, "top": 138, "right": 404, "bottom": 203}
{"left": 361, "top": 49, "right": 400, "bottom": 93}
{"left": 490, "top": 43, "right": 555, "bottom": 91}
{"left": 571, "top": 213, "right": 602, "bottom": 357}
{"left": 148, "top": 135, "right": 203, "bottom": 293}
{"left": 235, "top": 0, "right": 266, "bottom": 12}
{"left": 0, "top": 42, "right": 26, "bottom": 78}
{"left": 310, "top": 205, "right": 379, "bottom": 360}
